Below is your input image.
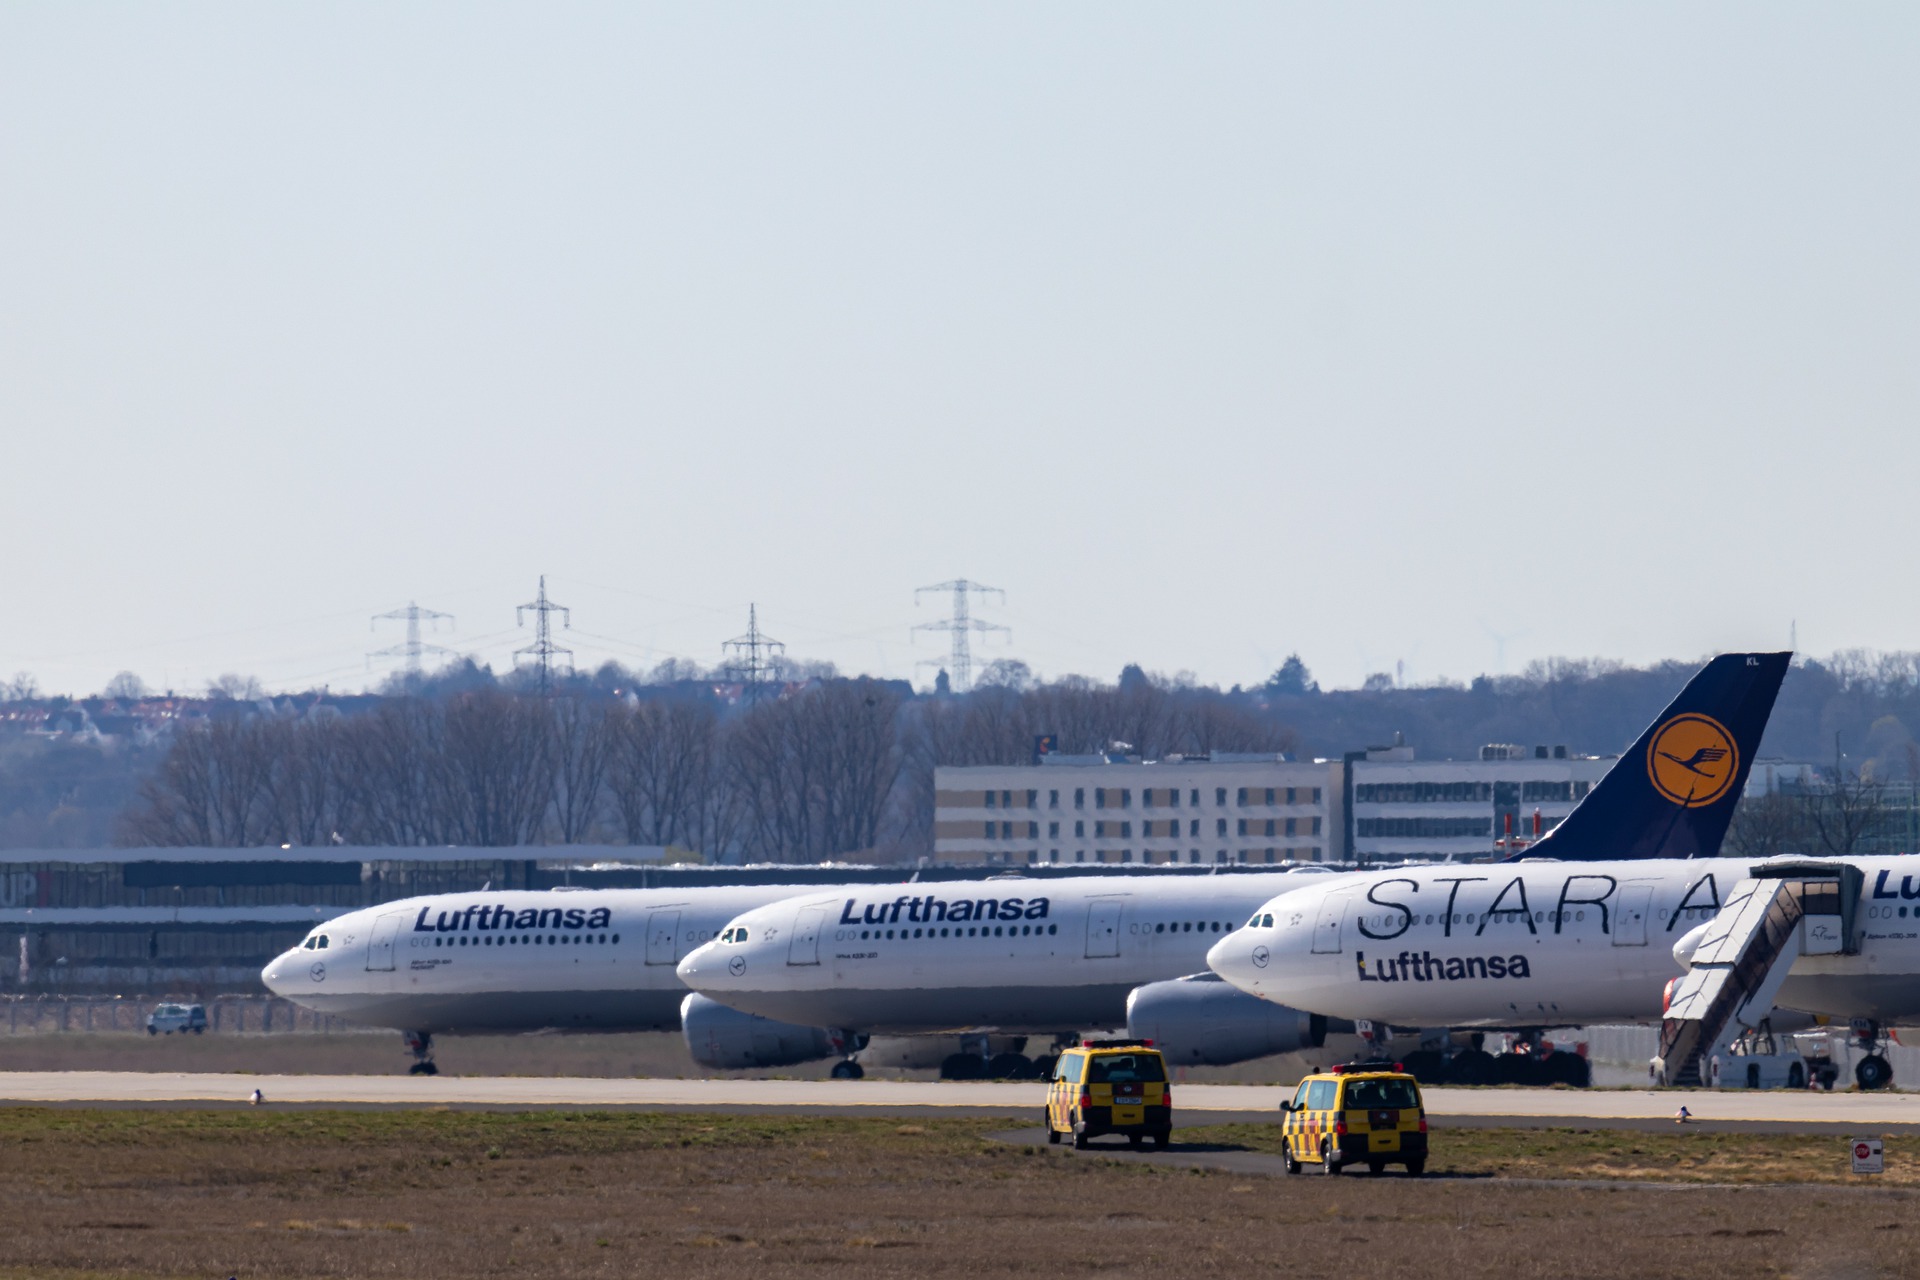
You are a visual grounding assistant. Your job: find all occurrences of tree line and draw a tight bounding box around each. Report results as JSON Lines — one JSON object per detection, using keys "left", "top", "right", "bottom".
{"left": 117, "top": 675, "right": 1296, "bottom": 858}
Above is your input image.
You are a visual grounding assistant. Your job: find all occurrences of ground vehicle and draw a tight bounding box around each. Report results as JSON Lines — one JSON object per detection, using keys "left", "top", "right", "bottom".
{"left": 1279, "top": 1065, "right": 1427, "bottom": 1176}
{"left": 146, "top": 1002, "right": 207, "bottom": 1035}
{"left": 1045, "top": 1039, "right": 1171, "bottom": 1150}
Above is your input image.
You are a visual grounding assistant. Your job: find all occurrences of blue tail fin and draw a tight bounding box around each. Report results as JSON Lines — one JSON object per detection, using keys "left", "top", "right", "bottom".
{"left": 1510, "top": 652, "right": 1791, "bottom": 862}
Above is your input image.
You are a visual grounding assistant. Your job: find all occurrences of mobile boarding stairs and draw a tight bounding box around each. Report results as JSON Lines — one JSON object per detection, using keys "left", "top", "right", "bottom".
{"left": 1657, "top": 861, "right": 1863, "bottom": 1088}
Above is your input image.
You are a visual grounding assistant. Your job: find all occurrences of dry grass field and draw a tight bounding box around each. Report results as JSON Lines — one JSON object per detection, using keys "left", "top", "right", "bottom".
{"left": 0, "top": 1110, "right": 1915, "bottom": 1280}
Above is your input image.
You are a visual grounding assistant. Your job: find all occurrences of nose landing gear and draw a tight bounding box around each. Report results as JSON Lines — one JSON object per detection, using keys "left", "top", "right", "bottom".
{"left": 403, "top": 1030, "right": 438, "bottom": 1076}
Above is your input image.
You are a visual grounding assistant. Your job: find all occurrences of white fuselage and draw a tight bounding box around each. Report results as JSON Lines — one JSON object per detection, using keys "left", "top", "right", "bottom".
{"left": 1207, "top": 856, "right": 1920, "bottom": 1029}
{"left": 677, "top": 872, "right": 1331, "bottom": 1034}
{"left": 261, "top": 885, "right": 866, "bottom": 1034}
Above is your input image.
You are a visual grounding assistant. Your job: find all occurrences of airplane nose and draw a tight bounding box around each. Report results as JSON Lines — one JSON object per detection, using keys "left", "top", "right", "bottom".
{"left": 679, "top": 940, "right": 740, "bottom": 989}
{"left": 260, "top": 955, "right": 288, "bottom": 994}
{"left": 1206, "top": 932, "right": 1257, "bottom": 988}
{"left": 676, "top": 946, "right": 708, "bottom": 985}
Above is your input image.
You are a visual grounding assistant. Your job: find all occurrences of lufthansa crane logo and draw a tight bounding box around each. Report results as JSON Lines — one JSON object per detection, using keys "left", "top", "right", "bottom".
{"left": 1647, "top": 713, "right": 1739, "bottom": 809}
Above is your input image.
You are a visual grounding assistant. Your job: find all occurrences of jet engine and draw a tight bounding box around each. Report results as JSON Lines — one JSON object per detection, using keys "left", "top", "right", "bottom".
{"left": 1126, "top": 973, "right": 1327, "bottom": 1066}
{"left": 680, "top": 993, "right": 842, "bottom": 1069}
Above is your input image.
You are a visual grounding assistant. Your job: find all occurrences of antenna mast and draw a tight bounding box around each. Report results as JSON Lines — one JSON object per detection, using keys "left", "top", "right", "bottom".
{"left": 722, "top": 604, "right": 786, "bottom": 703}
{"left": 913, "top": 579, "right": 1009, "bottom": 693}
{"left": 514, "top": 575, "right": 573, "bottom": 695}
{"left": 369, "top": 601, "right": 456, "bottom": 674}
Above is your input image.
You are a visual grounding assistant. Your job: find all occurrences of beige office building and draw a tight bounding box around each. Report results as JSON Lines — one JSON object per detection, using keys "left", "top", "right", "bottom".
{"left": 933, "top": 753, "right": 1340, "bottom": 867}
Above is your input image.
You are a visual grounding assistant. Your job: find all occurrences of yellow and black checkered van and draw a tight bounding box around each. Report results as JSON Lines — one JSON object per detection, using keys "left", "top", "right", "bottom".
{"left": 1046, "top": 1039, "right": 1171, "bottom": 1150}
{"left": 1279, "top": 1066, "right": 1426, "bottom": 1176}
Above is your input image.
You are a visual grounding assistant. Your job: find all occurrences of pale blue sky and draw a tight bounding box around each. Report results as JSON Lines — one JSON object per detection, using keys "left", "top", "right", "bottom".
{"left": 2, "top": 4, "right": 1915, "bottom": 695}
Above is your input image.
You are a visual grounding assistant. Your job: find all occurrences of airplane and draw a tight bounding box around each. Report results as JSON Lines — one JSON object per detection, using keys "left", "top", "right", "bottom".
{"left": 258, "top": 870, "right": 1304, "bottom": 1078}
{"left": 1204, "top": 652, "right": 1920, "bottom": 1089}
{"left": 686, "top": 652, "right": 1799, "bottom": 1083}
{"left": 260, "top": 882, "right": 880, "bottom": 1074}
{"left": 676, "top": 869, "right": 1342, "bottom": 1076}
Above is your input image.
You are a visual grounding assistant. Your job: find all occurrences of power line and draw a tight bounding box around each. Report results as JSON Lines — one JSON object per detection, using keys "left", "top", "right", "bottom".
{"left": 722, "top": 604, "right": 785, "bottom": 702}
{"left": 913, "top": 579, "right": 1009, "bottom": 693}
{"left": 514, "top": 575, "right": 573, "bottom": 696}
{"left": 368, "top": 601, "right": 456, "bottom": 675}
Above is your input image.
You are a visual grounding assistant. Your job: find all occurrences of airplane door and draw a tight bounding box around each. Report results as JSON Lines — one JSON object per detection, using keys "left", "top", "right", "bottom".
{"left": 1086, "top": 897, "right": 1125, "bottom": 959}
{"left": 646, "top": 911, "right": 682, "bottom": 966}
{"left": 366, "top": 911, "right": 403, "bottom": 972}
{"left": 1613, "top": 885, "right": 1652, "bottom": 947}
{"left": 1310, "top": 894, "right": 1349, "bottom": 954}
{"left": 788, "top": 907, "right": 825, "bottom": 966}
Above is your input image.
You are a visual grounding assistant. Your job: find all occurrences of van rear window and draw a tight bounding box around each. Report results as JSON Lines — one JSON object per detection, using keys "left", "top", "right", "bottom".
{"left": 1344, "top": 1078, "right": 1419, "bottom": 1110}
{"left": 1086, "top": 1054, "right": 1166, "bottom": 1084}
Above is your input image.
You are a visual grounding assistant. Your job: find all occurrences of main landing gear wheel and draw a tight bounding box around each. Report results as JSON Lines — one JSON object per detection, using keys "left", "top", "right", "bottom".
{"left": 1856, "top": 1054, "right": 1894, "bottom": 1091}
{"left": 830, "top": 1060, "right": 865, "bottom": 1080}
{"left": 402, "top": 1030, "right": 436, "bottom": 1077}
{"left": 940, "top": 1053, "right": 984, "bottom": 1081}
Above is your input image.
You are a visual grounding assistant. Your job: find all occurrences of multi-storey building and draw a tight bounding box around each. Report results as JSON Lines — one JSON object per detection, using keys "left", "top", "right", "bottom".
{"left": 933, "top": 754, "right": 1340, "bottom": 867}
{"left": 1345, "top": 741, "right": 1614, "bottom": 863}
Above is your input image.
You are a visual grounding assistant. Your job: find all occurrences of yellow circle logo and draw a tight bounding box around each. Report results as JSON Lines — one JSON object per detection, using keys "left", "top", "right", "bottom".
{"left": 1647, "top": 714, "right": 1739, "bottom": 808}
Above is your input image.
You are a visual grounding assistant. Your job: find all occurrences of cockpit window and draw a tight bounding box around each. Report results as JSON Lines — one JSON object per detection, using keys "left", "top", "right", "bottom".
{"left": 721, "top": 927, "right": 749, "bottom": 944}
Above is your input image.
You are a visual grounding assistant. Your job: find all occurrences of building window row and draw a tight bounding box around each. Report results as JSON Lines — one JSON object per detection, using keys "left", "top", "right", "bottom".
{"left": 1355, "top": 781, "right": 1494, "bottom": 804}
{"left": 1356, "top": 817, "right": 1494, "bottom": 839}
{"left": 971, "top": 784, "right": 1324, "bottom": 812}
{"left": 1236, "top": 817, "right": 1321, "bottom": 838}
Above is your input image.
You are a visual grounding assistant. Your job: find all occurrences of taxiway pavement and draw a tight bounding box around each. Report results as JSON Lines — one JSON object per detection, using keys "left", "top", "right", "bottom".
{"left": 0, "top": 1072, "right": 1917, "bottom": 1128}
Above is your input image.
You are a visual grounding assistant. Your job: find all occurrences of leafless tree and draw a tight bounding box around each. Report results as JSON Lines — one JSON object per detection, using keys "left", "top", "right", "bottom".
{"left": 730, "top": 680, "right": 903, "bottom": 860}
{"left": 103, "top": 671, "right": 148, "bottom": 701}
{"left": 121, "top": 718, "right": 277, "bottom": 846}
{"left": 548, "top": 696, "right": 613, "bottom": 843}
{"left": 261, "top": 716, "right": 345, "bottom": 846}
{"left": 607, "top": 699, "right": 727, "bottom": 852}
{"left": 1807, "top": 766, "right": 1893, "bottom": 857}
{"left": 1723, "top": 791, "right": 1808, "bottom": 860}
{"left": 430, "top": 691, "right": 555, "bottom": 846}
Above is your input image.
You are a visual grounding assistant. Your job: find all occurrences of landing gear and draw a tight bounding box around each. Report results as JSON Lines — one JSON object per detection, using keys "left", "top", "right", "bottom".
{"left": 830, "top": 1060, "right": 865, "bottom": 1080}
{"left": 403, "top": 1030, "right": 438, "bottom": 1076}
{"left": 938, "top": 1049, "right": 1041, "bottom": 1079}
{"left": 1851, "top": 1019, "right": 1895, "bottom": 1090}
{"left": 987, "top": 1052, "right": 1033, "bottom": 1080}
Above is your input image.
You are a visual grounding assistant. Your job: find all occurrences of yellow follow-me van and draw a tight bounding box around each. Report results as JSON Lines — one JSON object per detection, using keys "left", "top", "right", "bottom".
{"left": 1046, "top": 1039, "right": 1171, "bottom": 1149}
{"left": 1279, "top": 1065, "right": 1428, "bottom": 1176}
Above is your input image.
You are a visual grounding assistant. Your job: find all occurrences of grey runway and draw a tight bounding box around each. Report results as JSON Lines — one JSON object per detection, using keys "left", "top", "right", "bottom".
{"left": 1, "top": 1072, "right": 1919, "bottom": 1128}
